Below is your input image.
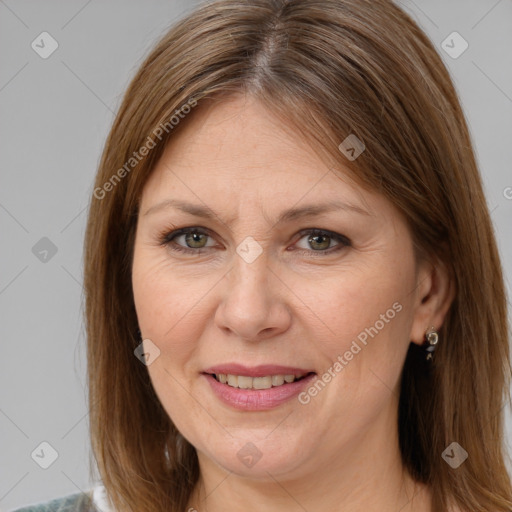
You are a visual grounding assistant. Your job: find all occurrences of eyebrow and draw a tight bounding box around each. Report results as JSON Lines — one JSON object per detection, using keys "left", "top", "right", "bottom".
{"left": 143, "top": 198, "right": 371, "bottom": 225}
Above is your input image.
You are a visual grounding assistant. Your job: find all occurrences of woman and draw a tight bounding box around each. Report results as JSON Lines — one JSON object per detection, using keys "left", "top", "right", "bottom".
{"left": 14, "top": 0, "right": 512, "bottom": 511}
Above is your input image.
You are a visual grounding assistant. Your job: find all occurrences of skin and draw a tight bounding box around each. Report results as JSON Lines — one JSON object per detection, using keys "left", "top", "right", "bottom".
{"left": 132, "top": 93, "right": 454, "bottom": 511}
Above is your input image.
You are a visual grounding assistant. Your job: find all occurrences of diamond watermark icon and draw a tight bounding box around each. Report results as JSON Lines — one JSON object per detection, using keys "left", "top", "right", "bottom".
{"left": 237, "top": 442, "right": 263, "bottom": 468}
{"left": 31, "top": 441, "right": 59, "bottom": 469}
{"left": 441, "top": 441, "right": 468, "bottom": 468}
{"left": 134, "top": 338, "right": 161, "bottom": 366}
{"left": 31, "top": 32, "right": 59, "bottom": 59}
{"left": 441, "top": 31, "right": 468, "bottom": 59}
{"left": 236, "top": 236, "right": 263, "bottom": 263}
{"left": 32, "top": 237, "right": 58, "bottom": 263}
{"left": 338, "top": 134, "right": 365, "bottom": 161}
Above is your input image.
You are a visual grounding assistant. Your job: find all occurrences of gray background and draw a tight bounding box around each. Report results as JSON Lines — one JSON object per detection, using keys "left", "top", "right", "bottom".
{"left": 1, "top": 0, "right": 511, "bottom": 509}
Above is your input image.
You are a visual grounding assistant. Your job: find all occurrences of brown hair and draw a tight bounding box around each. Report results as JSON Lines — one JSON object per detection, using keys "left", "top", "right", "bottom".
{"left": 83, "top": 0, "right": 512, "bottom": 510}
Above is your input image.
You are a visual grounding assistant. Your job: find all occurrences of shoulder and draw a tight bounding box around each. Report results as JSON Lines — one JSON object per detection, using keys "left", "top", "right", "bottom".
{"left": 10, "top": 490, "right": 97, "bottom": 512}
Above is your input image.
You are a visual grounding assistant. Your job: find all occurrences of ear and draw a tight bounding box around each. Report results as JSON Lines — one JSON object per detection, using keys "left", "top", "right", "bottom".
{"left": 409, "top": 257, "right": 455, "bottom": 345}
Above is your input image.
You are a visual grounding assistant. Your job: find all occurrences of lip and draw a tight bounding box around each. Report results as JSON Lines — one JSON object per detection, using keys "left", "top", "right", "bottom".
{"left": 202, "top": 363, "right": 315, "bottom": 378}
{"left": 202, "top": 372, "right": 317, "bottom": 411}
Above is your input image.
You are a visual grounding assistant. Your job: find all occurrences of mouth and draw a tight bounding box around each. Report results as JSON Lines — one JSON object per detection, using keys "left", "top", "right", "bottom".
{"left": 202, "top": 370, "right": 318, "bottom": 410}
{"left": 201, "top": 364, "right": 317, "bottom": 409}
{"left": 206, "top": 372, "right": 315, "bottom": 390}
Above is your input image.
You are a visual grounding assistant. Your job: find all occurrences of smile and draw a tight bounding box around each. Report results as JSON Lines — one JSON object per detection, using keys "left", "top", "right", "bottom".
{"left": 211, "top": 373, "right": 312, "bottom": 389}
{"left": 202, "top": 372, "right": 317, "bottom": 410}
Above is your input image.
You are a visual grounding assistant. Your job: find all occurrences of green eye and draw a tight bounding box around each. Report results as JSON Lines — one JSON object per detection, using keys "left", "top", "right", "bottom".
{"left": 161, "top": 227, "right": 214, "bottom": 253}
{"left": 183, "top": 231, "right": 209, "bottom": 249}
{"left": 160, "top": 227, "right": 351, "bottom": 256}
{"left": 294, "top": 228, "right": 351, "bottom": 256}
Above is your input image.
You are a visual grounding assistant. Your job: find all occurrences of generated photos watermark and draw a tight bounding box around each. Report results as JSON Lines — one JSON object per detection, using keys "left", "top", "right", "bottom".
{"left": 298, "top": 301, "right": 403, "bottom": 404}
{"left": 94, "top": 95, "right": 198, "bottom": 200}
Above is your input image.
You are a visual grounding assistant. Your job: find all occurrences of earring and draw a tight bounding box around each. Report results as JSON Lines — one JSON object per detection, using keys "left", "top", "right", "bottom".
{"left": 424, "top": 326, "right": 439, "bottom": 361}
{"left": 135, "top": 328, "right": 142, "bottom": 342}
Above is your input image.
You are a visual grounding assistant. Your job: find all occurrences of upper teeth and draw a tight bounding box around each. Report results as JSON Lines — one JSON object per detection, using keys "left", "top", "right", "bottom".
{"left": 214, "top": 374, "right": 305, "bottom": 389}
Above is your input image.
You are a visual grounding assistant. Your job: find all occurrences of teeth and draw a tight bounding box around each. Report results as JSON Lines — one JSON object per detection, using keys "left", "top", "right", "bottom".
{"left": 213, "top": 373, "right": 307, "bottom": 389}
{"left": 237, "top": 376, "right": 252, "bottom": 389}
{"left": 272, "top": 375, "right": 285, "bottom": 386}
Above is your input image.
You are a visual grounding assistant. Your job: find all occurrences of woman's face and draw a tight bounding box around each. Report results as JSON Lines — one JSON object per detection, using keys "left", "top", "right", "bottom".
{"left": 132, "top": 94, "right": 433, "bottom": 481}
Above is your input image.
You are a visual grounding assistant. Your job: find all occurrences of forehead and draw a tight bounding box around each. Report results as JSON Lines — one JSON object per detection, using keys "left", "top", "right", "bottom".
{"left": 158, "top": 95, "right": 328, "bottom": 178}
{"left": 138, "top": 94, "right": 405, "bottom": 229}
{"left": 143, "top": 95, "right": 368, "bottom": 201}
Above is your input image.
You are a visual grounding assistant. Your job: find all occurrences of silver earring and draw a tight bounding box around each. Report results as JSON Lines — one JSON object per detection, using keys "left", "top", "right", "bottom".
{"left": 424, "top": 326, "right": 439, "bottom": 361}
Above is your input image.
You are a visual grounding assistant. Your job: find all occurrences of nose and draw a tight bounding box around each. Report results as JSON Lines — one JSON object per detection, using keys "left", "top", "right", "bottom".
{"left": 214, "top": 247, "right": 292, "bottom": 342}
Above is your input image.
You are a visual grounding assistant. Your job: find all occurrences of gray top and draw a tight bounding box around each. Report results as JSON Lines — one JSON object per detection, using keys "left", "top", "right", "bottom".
{"left": 11, "top": 490, "right": 99, "bottom": 512}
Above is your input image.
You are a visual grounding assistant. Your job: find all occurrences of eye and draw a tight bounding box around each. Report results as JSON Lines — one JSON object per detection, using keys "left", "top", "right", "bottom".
{"left": 159, "top": 227, "right": 216, "bottom": 254}
{"left": 159, "top": 227, "right": 351, "bottom": 256}
{"left": 293, "top": 228, "right": 351, "bottom": 256}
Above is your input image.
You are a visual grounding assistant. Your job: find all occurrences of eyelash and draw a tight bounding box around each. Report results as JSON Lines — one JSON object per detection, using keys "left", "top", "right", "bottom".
{"left": 158, "top": 226, "right": 351, "bottom": 257}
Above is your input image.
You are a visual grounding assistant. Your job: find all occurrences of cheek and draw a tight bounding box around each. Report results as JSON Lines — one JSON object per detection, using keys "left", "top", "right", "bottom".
{"left": 292, "top": 267, "right": 415, "bottom": 430}
{"left": 132, "top": 248, "right": 216, "bottom": 363}
{"left": 294, "top": 264, "right": 413, "bottom": 357}
{"left": 131, "top": 250, "right": 210, "bottom": 428}
{"left": 296, "top": 268, "right": 416, "bottom": 421}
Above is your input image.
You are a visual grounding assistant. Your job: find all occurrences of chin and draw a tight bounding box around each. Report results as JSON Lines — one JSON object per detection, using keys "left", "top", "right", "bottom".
{"left": 196, "top": 435, "right": 309, "bottom": 480}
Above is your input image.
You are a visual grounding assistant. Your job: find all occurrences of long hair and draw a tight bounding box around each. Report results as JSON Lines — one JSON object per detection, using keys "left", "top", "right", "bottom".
{"left": 83, "top": 1, "right": 512, "bottom": 510}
